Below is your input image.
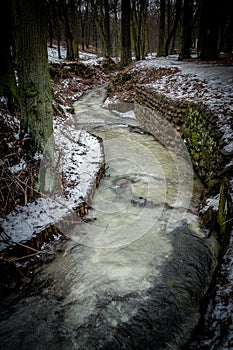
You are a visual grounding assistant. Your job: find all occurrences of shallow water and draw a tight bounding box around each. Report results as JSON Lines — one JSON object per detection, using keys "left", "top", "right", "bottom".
{"left": 0, "top": 87, "right": 217, "bottom": 350}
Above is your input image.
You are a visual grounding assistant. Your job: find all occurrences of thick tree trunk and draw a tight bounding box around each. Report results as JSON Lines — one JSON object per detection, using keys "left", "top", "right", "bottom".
{"left": 219, "top": 0, "right": 233, "bottom": 53}
{"left": 0, "top": 1, "right": 17, "bottom": 108}
{"left": 179, "top": 0, "right": 193, "bottom": 60}
{"left": 12, "top": 0, "right": 54, "bottom": 193}
{"left": 121, "top": 0, "right": 132, "bottom": 66}
{"left": 199, "top": 0, "right": 219, "bottom": 60}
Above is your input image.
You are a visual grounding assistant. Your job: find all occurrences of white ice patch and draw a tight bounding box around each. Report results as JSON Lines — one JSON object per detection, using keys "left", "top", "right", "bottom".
{"left": 9, "top": 159, "right": 26, "bottom": 174}
{"left": 224, "top": 141, "right": 233, "bottom": 153}
{"left": 111, "top": 109, "right": 136, "bottom": 119}
{"left": 200, "top": 194, "right": 220, "bottom": 213}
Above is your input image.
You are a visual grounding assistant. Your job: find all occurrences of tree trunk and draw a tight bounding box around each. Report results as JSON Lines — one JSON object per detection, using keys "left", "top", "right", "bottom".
{"left": 12, "top": 0, "right": 54, "bottom": 192}
{"left": 57, "top": 30, "right": 62, "bottom": 59}
{"left": 0, "top": 1, "right": 17, "bottom": 108}
{"left": 157, "top": 0, "right": 166, "bottom": 57}
{"left": 164, "top": 0, "right": 182, "bottom": 56}
{"left": 219, "top": 0, "right": 233, "bottom": 53}
{"left": 131, "top": 0, "right": 148, "bottom": 61}
{"left": 199, "top": 0, "right": 219, "bottom": 60}
{"left": 12, "top": 0, "right": 53, "bottom": 151}
{"left": 70, "top": 0, "right": 79, "bottom": 59}
{"left": 47, "top": 0, "right": 53, "bottom": 48}
{"left": 91, "top": 0, "right": 111, "bottom": 59}
{"left": 121, "top": 0, "right": 132, "bottom": 66}
{"left": 104, "top": 0, "right": 111, "bottom": 59}
{"left": 113, "top": 1, "right": 120, "bottom": 56}
{"left": 179, "top": 0, "right": 193, "bottom": 60}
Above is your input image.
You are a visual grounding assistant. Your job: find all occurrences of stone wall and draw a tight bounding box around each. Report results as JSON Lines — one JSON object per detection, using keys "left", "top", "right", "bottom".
{"left": 135, "top": 85, "right": 224, "bottom": 185}
{"left": 134, "top": 85, "right": 233, "bottom": 243}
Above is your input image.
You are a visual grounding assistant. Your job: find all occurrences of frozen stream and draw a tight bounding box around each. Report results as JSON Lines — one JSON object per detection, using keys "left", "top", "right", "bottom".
{"left": 0, "top": 87, "right": 218, "bottom": 349}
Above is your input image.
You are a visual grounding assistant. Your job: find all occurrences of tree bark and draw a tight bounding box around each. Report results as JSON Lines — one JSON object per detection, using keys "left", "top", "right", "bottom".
{"left": 199, "top": 0, "right": 219, "bottom": 60}
{"left": 121, "top": 0, "right": 132, "bottom": 66}
{"left": 179, "top": 0, "right": 193, "bottom": 60}
{"left": 219, "top": 0, "right": 233, "bottom": 53}
{"left": 12, "top": 0, "right": 53, "bottom": 151}
{"left": 164, "top": 0, "right": 182, "bottom": 56}
{"left": 131, "top": 0, "right": 148, "bottom": 61}
{"left": 91, "top": 0, "right": 112, "bottom": 59}
{"left": 104, "top": 0, "right": 111, "bottom": 59}
{"left": 157, "top": 0, "right": 166, "bottom": 57}
{"left": 0, "top": 1, "right": 17, "bottom": 108}
{"left": 12, "top": 0, "right": 54, "bottom": 192}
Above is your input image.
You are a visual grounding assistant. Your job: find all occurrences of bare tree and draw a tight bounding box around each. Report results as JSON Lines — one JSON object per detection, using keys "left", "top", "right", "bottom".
{"left": 179, "top": 0, "right": 194, "bottom": 60}
{"left": 131, "top": 0, "right": 149, "bottom": 60}
{"left": 164, "top": 0, "right": 182, "bottom": 56}
{"left": 121, "top": 0, "right": 132, "bottom": 66}
{"left": 157, "top": 0, "right": 166, "bottom": 57}
{"left": 91, "top": 0, "right": 112, "bottom": 59}
{"left": 59, "top": 0, "right": 79, "bottom": 60}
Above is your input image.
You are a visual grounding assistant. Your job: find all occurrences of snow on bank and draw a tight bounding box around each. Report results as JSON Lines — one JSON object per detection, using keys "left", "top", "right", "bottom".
{"left": 0, "top": 46, "right": 108, "bottom": 252}
{"left": 0, "top": 120, "right": 104, "bottom": 251}
{"left": 106, "top": 55, "right": 233, "bottom": 209}
{"left": 104, "top": 56, "right": 233, "bottom": 154}
{"left": 48, "top": 46, "right": 67, "bottom": 62}
{"left": 136, "top": 57, "right": 233, "bottom": 118}
{"left": 48, "top": 45, "right": 102, "bottom": 66}
{"left": 138, "top": 57, "right": 233, "bottom": 193}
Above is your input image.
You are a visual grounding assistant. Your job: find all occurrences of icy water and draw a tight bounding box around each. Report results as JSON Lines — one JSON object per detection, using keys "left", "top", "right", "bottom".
{"left": 0, "top": 87, "right": 218, "bottom": 349}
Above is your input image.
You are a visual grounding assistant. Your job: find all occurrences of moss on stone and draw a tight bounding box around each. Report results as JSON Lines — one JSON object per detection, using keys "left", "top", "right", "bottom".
{"left": 217, "top": 180, "right": 232, "bottom": 244}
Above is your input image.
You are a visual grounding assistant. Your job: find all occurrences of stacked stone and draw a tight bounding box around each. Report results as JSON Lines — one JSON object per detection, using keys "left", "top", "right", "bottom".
{"left": 135, "top": 85, "right": 223, "bottom": 185}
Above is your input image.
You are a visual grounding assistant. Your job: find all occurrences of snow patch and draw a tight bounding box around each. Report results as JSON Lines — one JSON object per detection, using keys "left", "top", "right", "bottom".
{"left": 200, "top": 194, "right": 220, "bottom": 213}
{"left": 0, "top": 124, "right": 104, "bottom": 251}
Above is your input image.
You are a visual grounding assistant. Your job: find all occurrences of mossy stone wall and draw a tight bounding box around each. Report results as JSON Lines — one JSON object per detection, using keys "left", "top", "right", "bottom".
{"left": 135, "top": 85, "right": 224, "bottom": 185}
{"left": 135, "top": 85, "right": 233, "bottom": 242}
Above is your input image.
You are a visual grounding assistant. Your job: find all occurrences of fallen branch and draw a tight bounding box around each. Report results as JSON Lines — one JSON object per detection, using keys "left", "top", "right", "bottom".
{"left": 5, "top": 250, "right": 54, "bottom": 263}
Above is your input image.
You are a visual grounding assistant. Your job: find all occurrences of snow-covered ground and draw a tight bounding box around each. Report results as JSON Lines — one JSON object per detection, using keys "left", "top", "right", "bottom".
{"left": 48, "top": 45, "right": 103, "bottom": 66}
{"left": 0, "top": 46, "right": 108, "bottom": 251}
{"left": 0, "top": 119, "right": 104, "bottom": 251}
{"left": 115, "top": 56, "right": 233, "bottom": 150}
{"left": 144, "top": 57, "right": 233, "bottom": 151}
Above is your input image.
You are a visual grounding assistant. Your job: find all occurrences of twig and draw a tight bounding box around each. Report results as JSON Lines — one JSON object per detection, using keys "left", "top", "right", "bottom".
{"left": 5, "top": 250, "right": 54, "bottom": 263}
{"left": 16, "top": 242, "right": 50, "bottom": 253}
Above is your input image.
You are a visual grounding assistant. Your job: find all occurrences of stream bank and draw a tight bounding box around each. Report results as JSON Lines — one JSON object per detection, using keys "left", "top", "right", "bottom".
{"left": 106, "top": 57, "right": 233, "bottom": 349}
{"left": 134, "top": 86, "right": 233, "bottom": 349}
{"left": 1, "top": 55, "right": 233, "bottom": 348}
{"left": 0, "top": 87, "right": 218, "bottom": 350}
